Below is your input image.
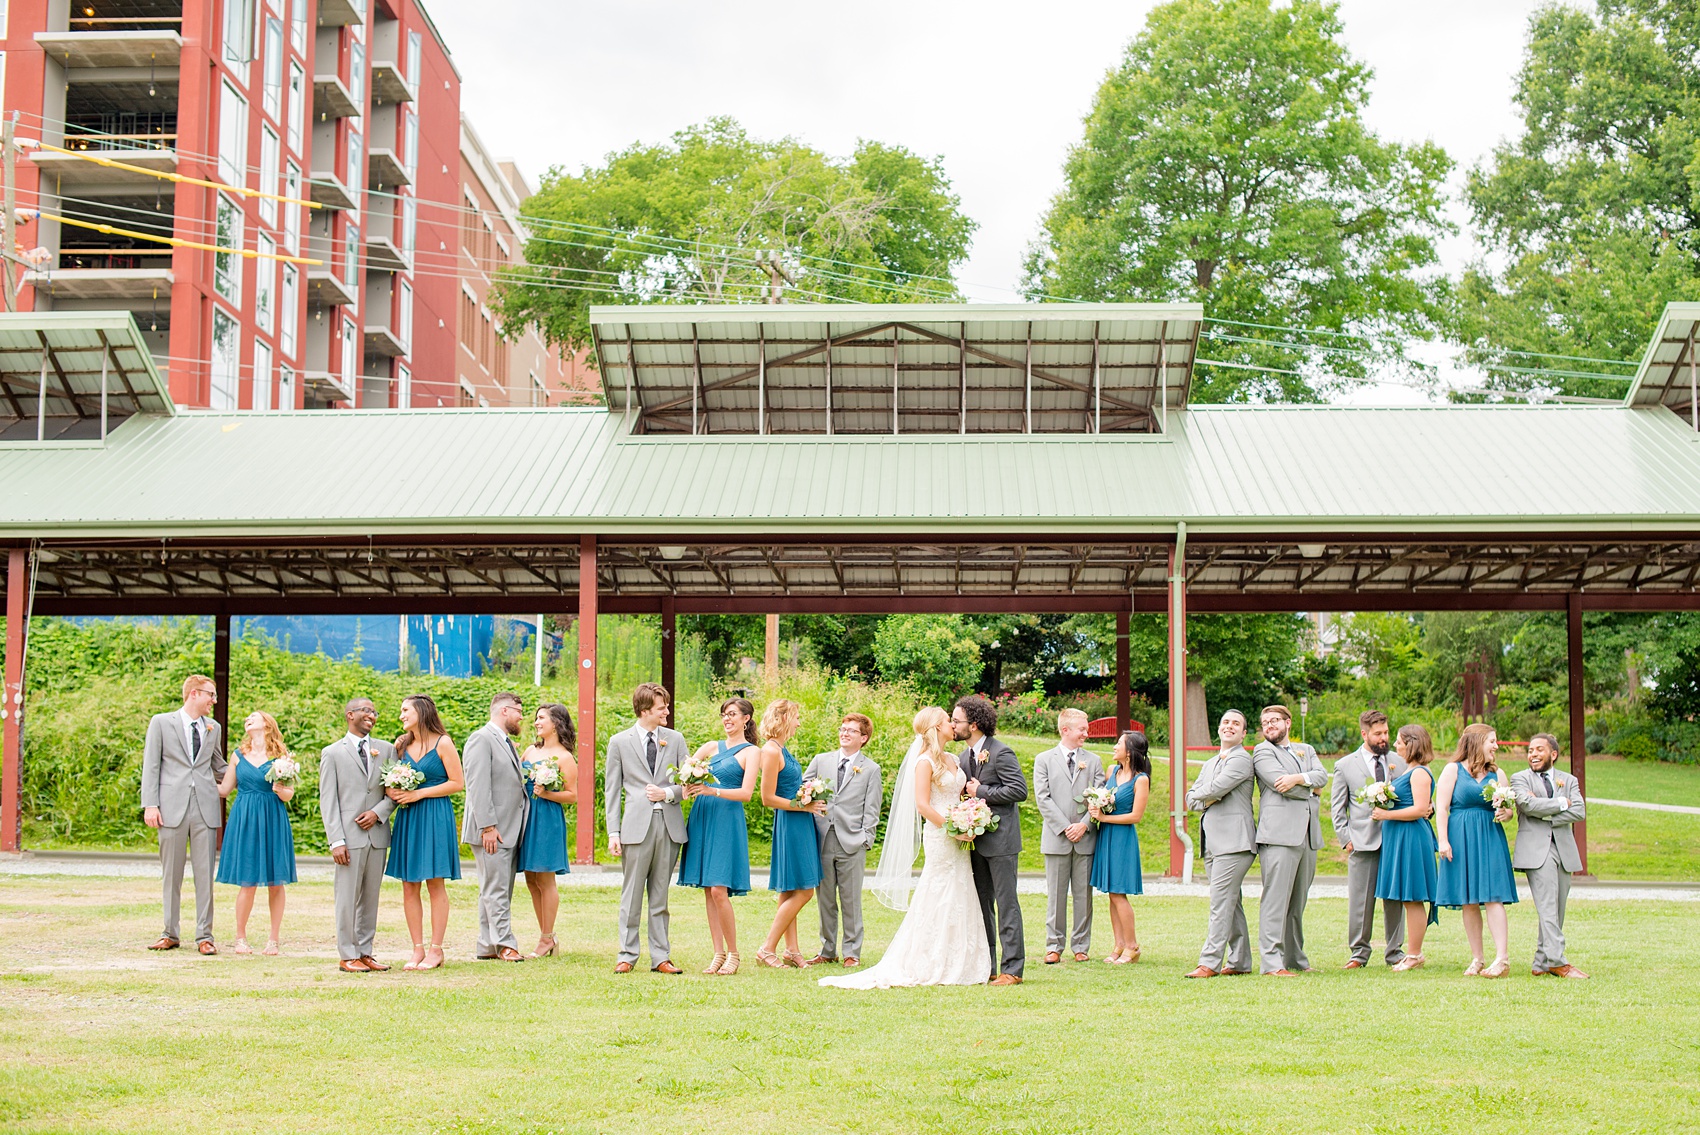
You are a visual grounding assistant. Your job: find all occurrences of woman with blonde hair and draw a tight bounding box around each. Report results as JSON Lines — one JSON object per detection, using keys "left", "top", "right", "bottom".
{"left": 214, "top": 710, "right": 298, "bottom": 955}
{"left": 820, "top": 707, "right": 991, "bottom": 989}
{"left": 756, "top": 699, "right": 827, "bottom": 968}
{"left": 1435, "top": 722, "right": 1519, "bottom": 976}
{"left": 1373, "top": 723, "right": 1442, "bottom": 971}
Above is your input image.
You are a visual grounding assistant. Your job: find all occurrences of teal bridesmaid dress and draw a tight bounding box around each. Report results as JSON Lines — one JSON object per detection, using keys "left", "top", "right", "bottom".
{"left": 215, "top": 756, "right": 297, "bottom": 887}
{"left": 1375, "top": 766, "right": 1438, "bottom": 904}
{"left": 1436, "top": 764, "right": 1518, "bottom": 908}
{"left": 678, "top": 741, "right": 753, "bottom": 895}
{"left": 767, "top": 746, "right": 822, "bottom": 892}
{"left": 1090, "top": 769, "right": 1145, "bottom": 895}
{"left": 516, "top": 756, "right": 571, "bottom": 875}
{"left": 385, "top": 740, "right": 463, "bottom": 882}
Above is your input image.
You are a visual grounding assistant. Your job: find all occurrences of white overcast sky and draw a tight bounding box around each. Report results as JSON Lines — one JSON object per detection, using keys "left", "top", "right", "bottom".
{"left": 428, "top": 0, "right": 1555, "bottom": 403}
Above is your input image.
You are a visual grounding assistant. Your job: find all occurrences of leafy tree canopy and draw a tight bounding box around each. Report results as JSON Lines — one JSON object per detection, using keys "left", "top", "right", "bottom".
{"left": 1023, "top": 0, "right": 1453, "bottom": 402}
{"left": 492, "top": 118, "right": 976, "bottom": 351}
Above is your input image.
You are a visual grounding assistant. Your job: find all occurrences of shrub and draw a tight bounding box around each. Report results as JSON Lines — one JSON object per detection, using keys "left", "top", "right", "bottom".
{"left": 871, "top": 614, "right": 982, "bottom": 707}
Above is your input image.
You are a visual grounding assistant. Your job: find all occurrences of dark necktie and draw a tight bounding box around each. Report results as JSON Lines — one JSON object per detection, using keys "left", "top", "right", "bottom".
{"left": 190, "top": 720, "right": 202, "bottom": 764}
{"left": 1067, "top": 752, "right": 1077, "bottom": 778}
{"left": 837, "top": 758, "right": 849, "bottom": 790}
{"left": 1541, "top": 772, "right": 1554, "bottom": 798}
{"left": 1372, "top": 753, "right": 1386, "bottom": 782}
{"left": 646, "top": 733, "right": 659, "bottom": 777}
{"left": 358, "top": 738, "right": 369, "bottom": 775}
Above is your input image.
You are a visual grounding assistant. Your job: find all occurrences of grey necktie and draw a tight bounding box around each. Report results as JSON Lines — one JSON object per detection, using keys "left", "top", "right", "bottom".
{"left": 1541, "top": 771, "right": 1554, "bottom": 798}
{"left": 1067, "top": 752, "right": 1077, "bottom": 778}
{"left": 837, "top": 757, "right": 850, "bottom": 790}
{"left": 358, "top": 738, "right": 369, "bottom": 775}
{"left": 646, "top": 733, "right": 659, "bottom": 777}
{"left": 190, "top": 720, "right": 202, "bottom": 765}
{"left": 1372, "top": 753, "right": 1386, "bottom": 782}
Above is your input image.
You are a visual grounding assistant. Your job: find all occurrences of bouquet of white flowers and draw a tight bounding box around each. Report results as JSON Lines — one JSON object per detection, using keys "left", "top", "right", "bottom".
{"left": 1357, "top": 780, "right": 1398, "bottom": 811}
{"left": 1481, "top": 782, "right": 1515, "bottom": 812}
{"left": 528, "top": 759, "right": 563, "bottom": 793}
{"left": 671, "top": 752, "right": 717, "bottom": 787}
{"left": 264, "top": 755, "right": 300, "bottom": 787}
{"left": 944, "top": 797, "right": 999, "bottom": 849}
{"left": 1079, "top": 785, "right": 1117, "bottom": 819}
{"left": 381, "top": 759, "right": 425, "bottom": 807}
{"left": 793, "top": 776, "right": 833, "bottom": 808}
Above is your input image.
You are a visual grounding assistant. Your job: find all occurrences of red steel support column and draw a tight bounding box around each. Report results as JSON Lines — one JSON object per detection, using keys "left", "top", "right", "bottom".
{"left": 574, "top": 536, "right": 599, "bottom": 865}
{"left": 1166, "top": 543, "right": 1187, "bottom": 877}
{"left": 661, "top": 596, "right": 676, "bottom": 728}
{"left": 213, "top": 611, "right": 231, "bottom": 848}
{"left": 1115, "top": 604, "right": 1131, "bottom": 736}
{"left": 1567, "top": 591, "right": 1588, "bottom": 874}
{"left": 2, "top": 549, "right": 28, "bottom": 853}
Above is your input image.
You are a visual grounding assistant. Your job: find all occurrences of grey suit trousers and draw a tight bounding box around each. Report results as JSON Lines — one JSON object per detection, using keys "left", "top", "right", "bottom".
{"left": 1258, "top": 843, "right": 1315, "bottom": 973}
{"left": 158, "top": 791, "right": 216, "bottom": 943}
{"left": 971, "top": 850, "right": 1025, "bottom": 977}
{"left": 1044, "top": 849, "right": 1094, "bottom": 954}
{"left": 816, "top": 830, "right": 867, "bottom": 959}
{"left": 473, "top": 845, "right": 519, "bottom": 954}
{"left": 1346, "top": 849, "right": 1407, "bottom": 965}
{"left": 1524, "top": 848, "right": 1571, "bottom": 969}
{"left": 618, "top": 823, "right": 678, "bottom": 965}
{"left": 1199, "top": 850, "right": 1255, "bottom": 972}
{"left": 334, "top": 845, "right": 387, "bottom": 960}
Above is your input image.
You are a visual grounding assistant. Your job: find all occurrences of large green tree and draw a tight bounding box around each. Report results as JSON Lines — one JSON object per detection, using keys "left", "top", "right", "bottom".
{"left": 1455, "top": 1, "right": 1700, "bottom": 396}
{"left": 1023, "top": 0, "right": 1453, "bottom": 402}
{"left": 492, "top": 118, "right": 976, "bottom": 350}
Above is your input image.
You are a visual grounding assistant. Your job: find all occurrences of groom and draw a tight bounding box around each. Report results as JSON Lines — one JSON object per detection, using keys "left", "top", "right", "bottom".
{"left": 461, "top": 691, "right": 530, "bottom": 962}
{"left": 953, "top": 695, "right": 1027, "bottom": 986}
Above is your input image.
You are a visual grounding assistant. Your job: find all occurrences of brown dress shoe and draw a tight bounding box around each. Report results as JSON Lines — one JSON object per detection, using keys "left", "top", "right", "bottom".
{"left": 360, "top": 956, "right": 391, "bottom": 972}
{"left": 989, "top": 973, "right": 1023, "bottom": 986}
{"left": 496, "top": 947, "right": 524, "bottom": 962}
{"left": 147, "top": 936, "right": 180, "bottom": 951}
{"left": 1043, "top": 951, "right": 1062, "bottom": 965}
{"left": 338, "top": 958, "right": 371, "bottom": 973}
{"left": 197, "top": 940, "right": 218, "bottom": 956}
{"left": 1263, "top": 969, "right": 1297, "bottom": 977}
{"left": 808, "top": 954, "right": 835, "bottom": 966}
{"left": 614, "top": 961, "right": 634, "bottom": 973}
{"left": 1548, "top": 964, "right": 1590, "bottom": 979}
{"left": 1343, "top": 959, "right": 1365, "bottom": 969}
{"left": 1183, "top": 966, "right": 1217, "bottom": 979}
{"left": 1073, "top": 952, "right": 1090, "bottom": 963}
{"left": 652, "top": 960, "right": 682, "bottom": 974}
{"left": 842, "top": 957, "right": 860, "bottom": 967}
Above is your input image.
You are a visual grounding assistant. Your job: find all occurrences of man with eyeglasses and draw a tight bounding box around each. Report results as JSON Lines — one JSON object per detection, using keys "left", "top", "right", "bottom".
{"left": 141, "top": 674, "right": 228, "bottom": 954}
{"left": 1184, "top": 710, "right": 1257, "bottom": 978}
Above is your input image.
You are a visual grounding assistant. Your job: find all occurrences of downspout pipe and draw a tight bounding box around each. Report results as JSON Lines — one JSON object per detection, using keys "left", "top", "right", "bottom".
{"left": 1170, "top": 521, "right": 1195, "bottom": 885}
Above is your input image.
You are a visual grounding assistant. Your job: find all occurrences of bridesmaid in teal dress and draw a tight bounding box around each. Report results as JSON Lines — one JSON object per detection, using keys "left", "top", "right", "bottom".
{"left": 1436, "top": 723, "right": 1518, "bottom": 978}
{"left": 214, "top": 711, "right": 297, "bottom": 956}
{"left": 756, "top": 699, "right": 827, "bottom": 969}
{"left": 677, "top": 697, "right": 761, "bottom": 975}
{"left": 1373, "top": 723, "right": 1441, "bottom": 971}
{"left": 385, "top": 695, "right": 465, "bottom": 971}
{"left": 518, "top": 703, "right": 578, "bottom": 959}
{"left": 1088, "top": 730, "right": 1152, "bottom": 964}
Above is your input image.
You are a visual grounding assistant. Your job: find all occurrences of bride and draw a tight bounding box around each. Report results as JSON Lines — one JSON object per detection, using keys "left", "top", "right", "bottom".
{"left": 819, "top": 707, "right": 989, "bottom": 989}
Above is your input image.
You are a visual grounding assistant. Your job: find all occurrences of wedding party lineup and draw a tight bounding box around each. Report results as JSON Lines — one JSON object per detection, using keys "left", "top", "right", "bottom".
{"left": 141, "top": 674, "right": 1589, "bottom": 986}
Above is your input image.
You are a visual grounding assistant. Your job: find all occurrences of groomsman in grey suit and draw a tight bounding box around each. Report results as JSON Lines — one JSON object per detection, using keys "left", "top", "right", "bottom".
{"left": 461, "top": 692, "right": 530, "bottom": 962}
{"left": 1033, "top": 708, "right": 1102, "bottom": 964}
{"left": 319, "top": 697, "right": 395, "bottom": 973}
{"left": 1512, "top": 733, "right": 1589, "bottom": 978}
{"left": 1252, "top": 704, "right": 1326, "bottom": 976}
{"left": 954, "top": 694, "right": 1027, "bottom": 985}
{"left": 606, "top": 683, "right": 690, "bottom": 974}
{"left": 140, "top": 674, "right": 227, "bottom": 954}
{"left": 804, "top": 713, "right": 883, "bottom": 967}
{"left": 1330, "top": 709, "right": 1408, "bottom": 969}
{"left": 1185, "top": 709, "right": 1257, "bottom": 978}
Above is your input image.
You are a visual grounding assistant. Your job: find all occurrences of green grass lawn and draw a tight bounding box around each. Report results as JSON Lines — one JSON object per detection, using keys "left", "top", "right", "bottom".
{"left": 1, "top": 874, "right": 1697, "bottom": 1134}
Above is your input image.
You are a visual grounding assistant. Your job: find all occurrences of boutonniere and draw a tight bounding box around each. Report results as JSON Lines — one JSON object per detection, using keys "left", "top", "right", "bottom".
{"left": 852, "top": 763, "right": 866, "bottom": 775}
{"left": 657, "top": 737, "right": 668, "bottom": 748}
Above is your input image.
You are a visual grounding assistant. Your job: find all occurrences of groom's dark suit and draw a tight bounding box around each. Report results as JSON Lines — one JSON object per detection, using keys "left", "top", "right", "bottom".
{"left": 962, "top": 736, "right": 1027, "bottom": 979}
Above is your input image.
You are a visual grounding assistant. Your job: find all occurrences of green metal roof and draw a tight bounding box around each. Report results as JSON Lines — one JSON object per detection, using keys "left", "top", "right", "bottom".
{"left": 2, "top": 402, "right": 1698, "bottom": 538}
{"left": 0, "top": 311, "right": 172, "bottom": 443}
{"left": 1625, "top": 301, "right": 1700, "bottom": 418}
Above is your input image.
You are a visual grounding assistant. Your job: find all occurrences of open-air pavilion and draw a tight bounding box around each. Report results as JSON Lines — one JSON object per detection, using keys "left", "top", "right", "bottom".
{"left": 4, "top": 300, "right": 1700, "bottom": 875}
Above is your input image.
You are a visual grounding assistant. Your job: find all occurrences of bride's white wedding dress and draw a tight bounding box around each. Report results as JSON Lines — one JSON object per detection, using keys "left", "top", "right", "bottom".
{"left": 818, "top": 757, "right": 989, "bottom": 989}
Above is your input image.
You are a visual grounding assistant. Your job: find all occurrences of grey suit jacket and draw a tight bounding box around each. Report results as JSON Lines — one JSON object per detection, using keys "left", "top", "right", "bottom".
{"left": 319, "top": 735, "right": 396, "bottom": 850}
{"left": 1511, "top": 767, "right": 1586, "bottom": 873}
{"left": 1330, "top": 745, "right": 1409, "bottom": 852}
{"left": 604, "top": 723, "right": 689, "bottom": 845}
{"left": 1253, "top": 739, "right": 1326, "bottom": 850}
{"left": 1187, "top": 746, "right": 1256, "bottom": 855}
{"left": 803, "top": 750, "right": 882, "bottom": 853}
{"left": 1033, "top": 746, "right": 1102, "bottom": 856}
{"left": 140, "top": 710, "right": 227, "bottom": 828}
{"left": 460, "top": 722, "right": 529, "bottom": 849}
{"left": 961, "top": 737, "right": 1026, "bottom": 857}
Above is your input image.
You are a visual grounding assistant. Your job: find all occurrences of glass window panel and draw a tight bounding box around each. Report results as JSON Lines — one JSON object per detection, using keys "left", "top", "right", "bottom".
{"left": 253, "top": 338, "right": 272, "bottom": 410}
{"left": 280, "top": 264, "right": 298, "bottom": 356}
{"left": 218, "top": 81, "right": 248, "bottom": 186}
{"left": 349, "top": 40, "right": 364, "bottom": 108}
{"left": 407, "top": 32, "right": 421, "bottom": 90}
{"left": 346, "top": 127, "right": 362, "bottom": 196}
{"left": 210, "top": 308, "right": 240, "bottom": 410}
{"left": 397, "top": 363, "right": 411, "bottom": 408}
{"left": 214, "top": 195, "right": 243, "bottom": 303}
{"left": 278, "top": 364, "right": 295, "bottom": 410}
{"left": 399, "top": 279, "right": 412, "bottom": 348}
{"left": 290, "top": 0, "right": 306, "bottom": 54}
{"left": 258, "top": 126, "right": 279, "bottom": 226}
{"left": 284, "top": 163, "right": 302, "bottom": 252}
{"left": 255, "top": 233, "right": 276, "bottom": 333}
{"left": 341, "top": 316, "right": 359, "bottom": 400}
{"left": 287, "top": 63, "right": 304, "bottom": 153}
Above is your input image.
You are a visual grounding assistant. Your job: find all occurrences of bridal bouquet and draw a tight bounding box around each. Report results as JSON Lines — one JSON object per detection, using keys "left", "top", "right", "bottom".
{"left": 264, "top": 755, "right": 300, "bottom": 787}
{"left": 793, "top": 776, "right": 833, "bottom": 808}
{"left": 1357, "top": 780, "right": 1398, "bottom": 810}
{"left": 528, "top": 759, "right": 564, "bottom": 793}
{"left": 671, "top": 752, "right": 717, "bottom": 787}
{"left": 1079, "top": 785, "right": 1117, "bottom": 818}
{"left": 1481, "top": 782, "right": 1516, "bottom": 812}
{"left": 944, "top": 797, "right": 999, "bottom": 848}
{"left": 381, "top": 759, "right": 424, "bottom": 807}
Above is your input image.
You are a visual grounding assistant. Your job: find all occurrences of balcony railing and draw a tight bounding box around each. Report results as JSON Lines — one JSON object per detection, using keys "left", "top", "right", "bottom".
{"left": 56, "top": 248, "right": 174, "bottom": 271}
{"left": 61, "top": 130, "right": 179, "bottom": 154}
{"left": 68, "top": 16, "right": 185, "bottom": 32}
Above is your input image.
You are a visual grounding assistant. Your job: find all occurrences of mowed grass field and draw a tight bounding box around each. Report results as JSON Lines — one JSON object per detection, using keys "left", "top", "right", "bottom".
{"left": 2, "top": 872, "right": 1698, "bottom": 1134}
